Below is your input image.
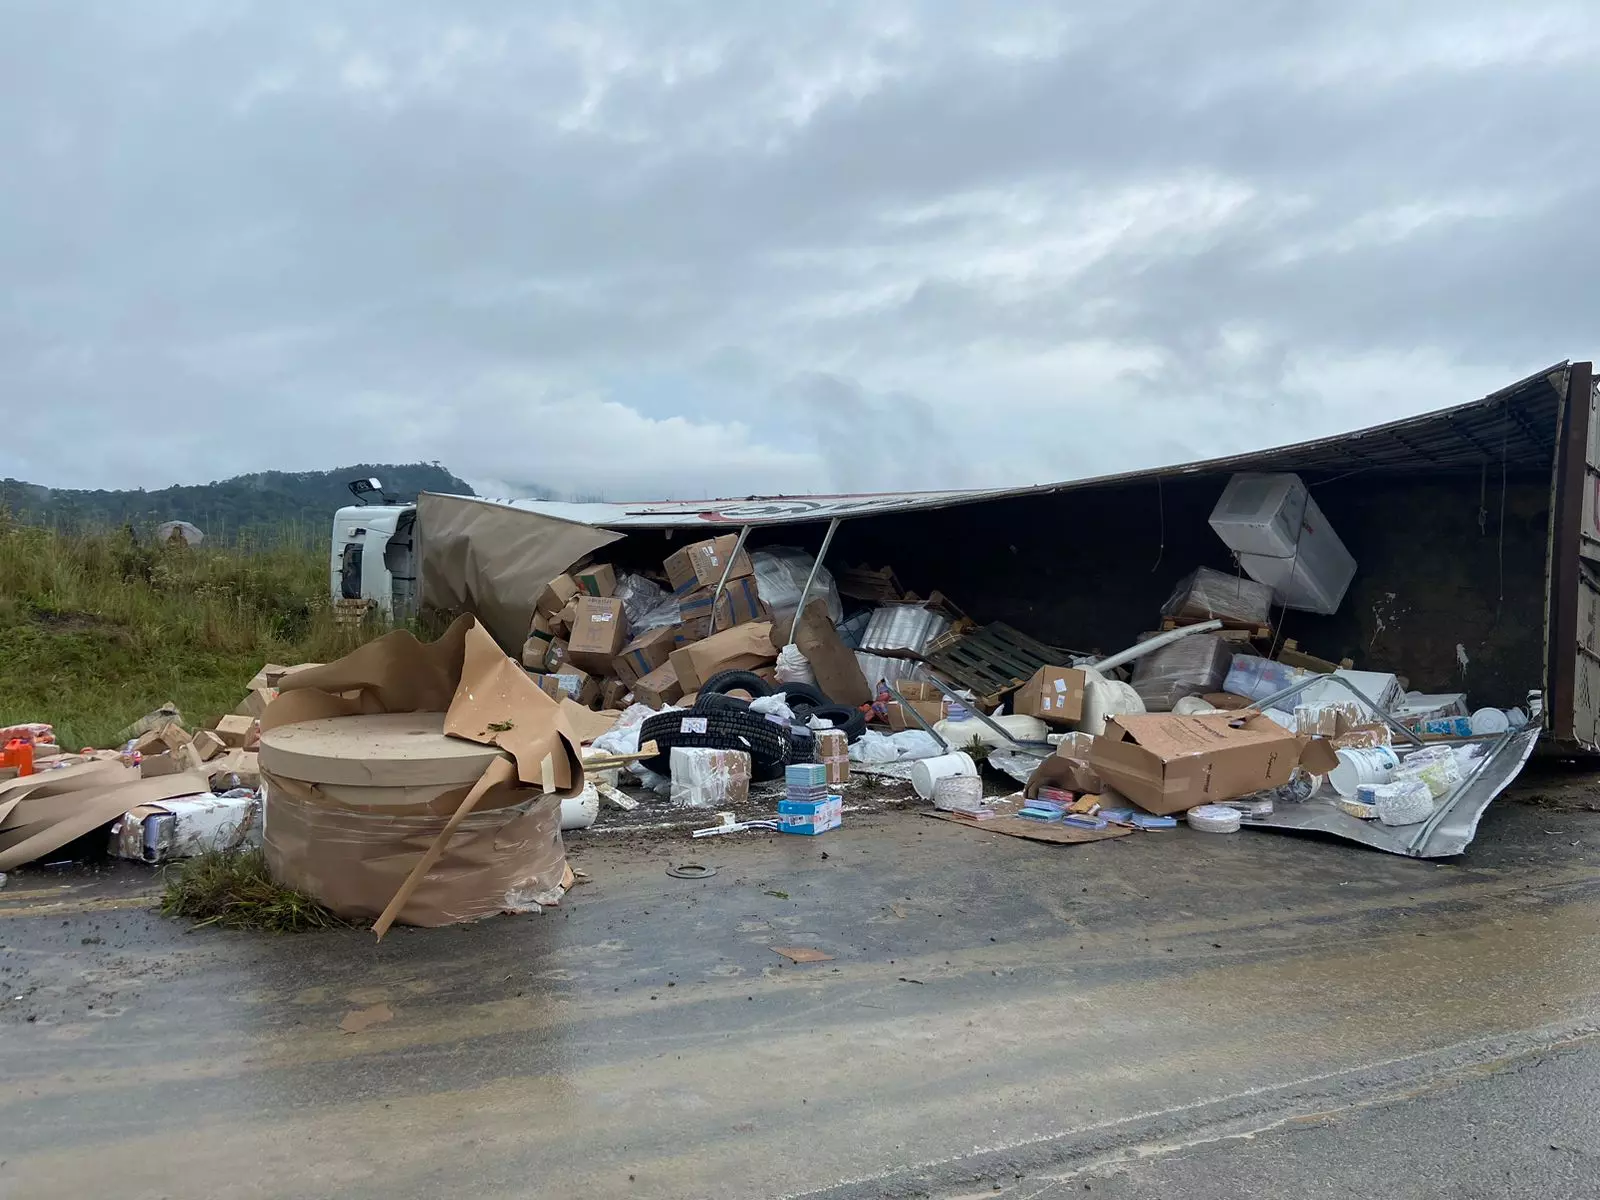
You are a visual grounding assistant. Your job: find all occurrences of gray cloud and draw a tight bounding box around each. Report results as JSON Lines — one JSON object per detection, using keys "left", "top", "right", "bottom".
{"left": 2, "top": 0, "right": 1596, "bottom": 498}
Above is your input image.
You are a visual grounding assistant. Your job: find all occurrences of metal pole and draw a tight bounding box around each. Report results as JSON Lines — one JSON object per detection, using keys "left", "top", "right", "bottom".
{"left": 705, "top": 524, "right": 753, "bottom": 637}
{"left": 1252, "top": 674, "right": 1426, "bottom": 747}
{"left": 788, "top": 517, "right": 843, "bottom": 644}
{"left": 881, "top": 679, "right": 951, "bottom": 752}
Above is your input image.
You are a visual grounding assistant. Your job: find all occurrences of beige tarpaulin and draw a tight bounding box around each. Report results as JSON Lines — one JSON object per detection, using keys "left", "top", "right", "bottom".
{"left": 417, "top": 493, "right": 623, "bottom": 653}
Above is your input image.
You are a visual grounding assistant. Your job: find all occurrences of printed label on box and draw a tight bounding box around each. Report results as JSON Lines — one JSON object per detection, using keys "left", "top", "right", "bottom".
{"left": 1053, "top": 678, "right": 1068, "bottom": 693}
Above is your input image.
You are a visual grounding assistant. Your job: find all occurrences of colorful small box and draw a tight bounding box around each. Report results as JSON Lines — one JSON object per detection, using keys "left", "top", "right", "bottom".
{"left": 778, "top": 795, "right": 842, "bottom": 836}
{"left": 785, "top": 763, "right": 828, "bottom": 790}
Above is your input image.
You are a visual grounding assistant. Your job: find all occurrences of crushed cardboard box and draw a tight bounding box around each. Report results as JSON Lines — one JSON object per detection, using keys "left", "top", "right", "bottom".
{"left": 1090, "top": 712, "right": 1338, "bottom": 816}
{"left": 670, "top": 621, "right": 776, "bottom": 693}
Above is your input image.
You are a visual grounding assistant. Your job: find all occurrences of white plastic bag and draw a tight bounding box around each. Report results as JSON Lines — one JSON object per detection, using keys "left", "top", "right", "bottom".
{"left": 748, "top": 694, "right": 796, "bottom": 723}
{"left": 775, "top": 644, "right": 815, "bottom": 685}
{"left": 849, "top": 729, "right": 944, "bottom": 764}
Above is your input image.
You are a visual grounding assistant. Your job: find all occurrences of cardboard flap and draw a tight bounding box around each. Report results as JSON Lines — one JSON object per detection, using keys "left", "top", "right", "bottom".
{"left": 1298, "top": 737, "right": 1341, "bottom": 775}
{"left": 269, "top": 616, "right": 582, "bottom": 796}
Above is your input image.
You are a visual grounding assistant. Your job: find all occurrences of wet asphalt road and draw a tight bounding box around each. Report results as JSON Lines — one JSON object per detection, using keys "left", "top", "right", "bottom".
{"left": 3, "top": 778, "right": 1600, "bottom": 1199}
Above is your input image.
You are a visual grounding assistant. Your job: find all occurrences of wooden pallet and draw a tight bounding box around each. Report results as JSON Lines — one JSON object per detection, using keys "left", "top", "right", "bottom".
{"left": 1275, "top": 639, "right": 1354, "bottom": 674}
{"left": 921, "top": 622, "right": 1075, "bottom": 708}
{"left": 1160, "top": 615, "right": 1272, "bottom": 638}
{"left": 837, "top": 564, "right": 905, "bottom": 604}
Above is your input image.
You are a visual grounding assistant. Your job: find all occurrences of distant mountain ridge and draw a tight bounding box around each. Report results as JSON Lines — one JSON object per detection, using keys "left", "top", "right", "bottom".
{"left": 0, "top": 462, "right": 475, "bottom": 541}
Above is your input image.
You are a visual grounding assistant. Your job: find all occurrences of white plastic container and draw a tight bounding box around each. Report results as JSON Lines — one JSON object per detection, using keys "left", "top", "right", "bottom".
{"left": 911, "top": 751, "right": 978, "bottom": 800}
{"left": 1212, "top": 473, "right": 1356, "bottom": 615}
{"left": 1209, "top": 474, "right": 1313, "bottom": 557}
{"left": 561, "top": 783, "right": 600, "bottom": 830}
{"left": 1470, "top": 707, "right": 1510, "bottom": 735}
{"left": 1328, "top": 746, "right": 1401, "bottom": 797}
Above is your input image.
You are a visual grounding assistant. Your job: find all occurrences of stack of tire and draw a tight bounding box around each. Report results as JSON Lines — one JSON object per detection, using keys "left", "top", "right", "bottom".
{"left": 637, "top": 670, "right": 865, "bottom": 783}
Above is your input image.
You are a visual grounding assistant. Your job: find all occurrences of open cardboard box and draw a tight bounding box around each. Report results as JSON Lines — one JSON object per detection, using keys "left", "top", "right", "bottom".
{"left": 1090, "top": 712, "right": 1339, "bottom": 816}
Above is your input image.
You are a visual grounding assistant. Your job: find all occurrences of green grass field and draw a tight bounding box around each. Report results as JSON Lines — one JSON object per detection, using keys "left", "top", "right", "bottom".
{"left": 0, "top": 518, "right": 376, "bottom": 749}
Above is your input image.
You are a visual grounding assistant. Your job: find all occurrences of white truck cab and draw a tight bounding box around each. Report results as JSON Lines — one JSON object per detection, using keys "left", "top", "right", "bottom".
{"left": 330, "top": 495, "right": 418, "bottom": 621}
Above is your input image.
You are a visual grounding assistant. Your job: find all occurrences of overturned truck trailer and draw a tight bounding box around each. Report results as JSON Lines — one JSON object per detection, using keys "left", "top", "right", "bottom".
{"left": 414, "top": 362, "right": 1599, "bottom": 856}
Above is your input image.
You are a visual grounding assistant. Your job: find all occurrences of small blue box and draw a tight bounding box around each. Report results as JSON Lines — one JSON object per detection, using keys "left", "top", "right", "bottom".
{"left": 777, "top": 795, "right": 842, "bottom": 836}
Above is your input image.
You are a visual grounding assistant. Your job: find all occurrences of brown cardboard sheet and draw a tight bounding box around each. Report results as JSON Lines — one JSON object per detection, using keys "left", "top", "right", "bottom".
{"left": 923, "top": 796, "right": 1133, "bottom": 846}
{"left": 415, "top": 493, "right": 622, "bottom": 654}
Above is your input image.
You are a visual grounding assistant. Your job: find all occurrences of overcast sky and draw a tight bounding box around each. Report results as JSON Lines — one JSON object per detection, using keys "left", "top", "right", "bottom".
{"left": 3, "top": 2, "right": 1596, "bottom": 500}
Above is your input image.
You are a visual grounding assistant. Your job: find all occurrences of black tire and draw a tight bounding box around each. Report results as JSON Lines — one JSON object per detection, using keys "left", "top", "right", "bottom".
{"left": 701, "top": 669, "right": 773, "bottom": 700}
{"left": 775, "top": 681, "right": 828, "bottom": 710}
{"left": 693, "top": 692, "right": 750, "bottom": 715}
{"left": 639, "top": 708, "right": 791, "bottom": 782}
{"left": 809, "top": 703, "right": 867, "bottom": 743}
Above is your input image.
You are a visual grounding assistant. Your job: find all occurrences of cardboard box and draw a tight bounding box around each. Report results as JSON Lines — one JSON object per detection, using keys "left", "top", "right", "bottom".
{"left": 678, "top": 576, "right": 763, "bottom": 634}
{"left": 895, "top": 680, "right": 945, "bottom": 703}
{"left": 209, "top": 750, "right": 260, "bottom": 791}
{"left": 522, "top": 637, "right": 549, "bottom": 670}
{"left": 815, "top": 729, "right": 849, "bottom": 785}
{"left": 544, "top": 638, "right": 571, "bottom": 673}
{"left": 573, "top": 563, "right": 617, "bottom": 598}
{"left": 110, "top": 793, "right": 259, "bottom": 864}
{"left": 790, "top": 600, "right": 872, "bottom": 707}
{"left": 191, "top": 729, "right": 227, "bottom": 762}
{"left": 1090, "top": 713, "right": 1338, "bottom": 816}
{"left": 1012, "top": 666, "right": 1086, "bottom": 726}
{"left": 536, "top": 674, "right": 564, "bottom": 702}
{"left": 566, "top": 596, "right": 629, "bottom": 674}
{"left": 669, "top": 621, "right": 776, "bottom": 693}
{"left": 135, "top": 722, "right": 191, "bottom": 757}
{"left": 600, "top": 678, "right": 631, "bottom": 710}
{"left": 536, "top": 573, "right": 580, "bottom": 617}
{"left": 664, "top": 535, "right": 754, "bottom": 593}
{"left": 139, "top": 751, "right": 181, "bottom": 779}
{"left": 545, "top": 663, "right": 599, "bottom": 706}
{"left": 614, "top": 626, "right": 678, "bottom": 685}
{"left": 634, "top": 661, "right": 683, "bottom": 709}
{"left": 886, "top": 698, "right": 947, "bottom": 732}
{"left": 234, "top": 686, "right": 278, "bottom": 720}
{"left": 214, "top": 714, "right": 257, "bottom": 749}
{"left": 778, "top": 795, "right": 842, "bottom": 836}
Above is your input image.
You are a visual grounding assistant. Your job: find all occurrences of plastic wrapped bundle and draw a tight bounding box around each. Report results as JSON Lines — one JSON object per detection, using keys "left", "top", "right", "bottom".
{"left": 752, "top": 548, "right": 843, "bottom": 625}
{"left": 1223, "top": 654, "right": 1313, "bottom": 704}
{"left": 857, "top": 605, "right": 951, "bottom": 656}
{"left": 1131, "top": 634, "right": 1232, "bottom": 712}
{"left": 1394, "top": 745, "right": 1463, "bottom": 799}
{"left": 668, "top": 747, "right": 752, "bottom": 809}
{"left": 1161, "top": 567, "right": 1274, "bottom": 627}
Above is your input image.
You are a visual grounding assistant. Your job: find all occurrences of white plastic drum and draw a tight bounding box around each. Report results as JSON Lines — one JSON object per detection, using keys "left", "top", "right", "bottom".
{"left": 911, "top": 751, "right": 978, "bottom": 800}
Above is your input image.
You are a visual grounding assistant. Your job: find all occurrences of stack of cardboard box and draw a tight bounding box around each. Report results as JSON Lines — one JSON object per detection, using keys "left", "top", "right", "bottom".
{"left": 522, "top": 537, "right": 785, "bottom": 712}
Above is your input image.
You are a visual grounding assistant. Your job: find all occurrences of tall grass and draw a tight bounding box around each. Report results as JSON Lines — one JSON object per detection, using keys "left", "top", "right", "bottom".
{"left": 0, "top": 516, "right": 382, "bottom": 748}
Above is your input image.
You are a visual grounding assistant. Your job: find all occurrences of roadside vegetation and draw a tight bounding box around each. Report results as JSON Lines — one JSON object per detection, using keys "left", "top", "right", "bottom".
{"left": 0, "top": 514, "right": 376, "bottom": 749}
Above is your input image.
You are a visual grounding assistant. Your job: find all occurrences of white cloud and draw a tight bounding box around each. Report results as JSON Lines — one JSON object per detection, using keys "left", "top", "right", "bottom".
{"left": 0, "top": 0, "right": 1593, "bottom": 500}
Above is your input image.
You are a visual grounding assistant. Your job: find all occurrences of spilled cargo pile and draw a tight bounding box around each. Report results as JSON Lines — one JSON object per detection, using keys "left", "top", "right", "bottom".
{"left": 0, "top": 468, "right": 1548, "bottom": 927}
{"left": 512, "top": 471, "right": 1539, "bottom": 862}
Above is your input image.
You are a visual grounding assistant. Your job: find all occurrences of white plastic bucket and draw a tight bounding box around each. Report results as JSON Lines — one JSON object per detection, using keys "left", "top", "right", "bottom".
{"left": 561, "top": 783, "right": 600, "bottom": 830}
{"left": 1328, "top": 746, "right": 1400, "bottom": 797}
{"left": 911, "top": 751, "right": 978, "bottom": 800}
